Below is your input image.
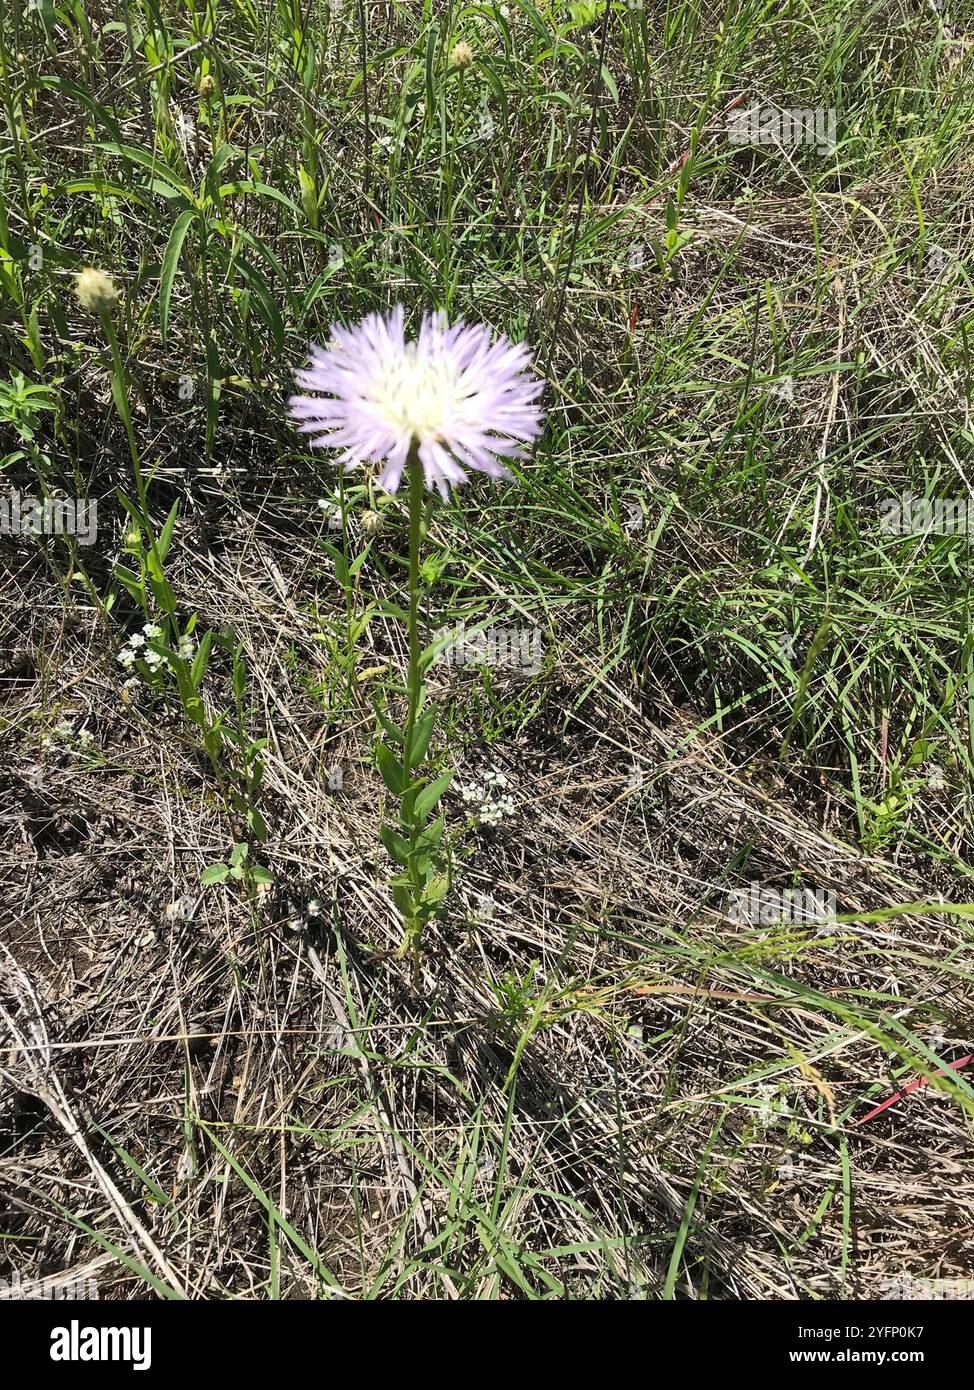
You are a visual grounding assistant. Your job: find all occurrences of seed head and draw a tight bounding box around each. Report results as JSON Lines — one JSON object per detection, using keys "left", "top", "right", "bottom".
{"left": 450, "top": 41, "right": 474, "bottom": 69}
{"left": 74, "top": 267, "right": 119, "bottom": 315}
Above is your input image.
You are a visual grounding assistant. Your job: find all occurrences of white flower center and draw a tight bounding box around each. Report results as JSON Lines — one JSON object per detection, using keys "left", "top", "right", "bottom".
{"left": 372, "top": 345, "right": 460, "bottom": 439}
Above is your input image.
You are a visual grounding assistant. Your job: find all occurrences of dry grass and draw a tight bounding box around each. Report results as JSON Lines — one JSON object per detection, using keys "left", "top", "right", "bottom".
{"left": 3, "top": 514, "right": 973, "bottom": 1298}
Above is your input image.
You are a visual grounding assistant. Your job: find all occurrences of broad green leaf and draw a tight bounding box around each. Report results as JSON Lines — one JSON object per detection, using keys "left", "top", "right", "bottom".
{"left": 408, "top": 706, "right": 436, "bottom": 768}
{"left": 380, "top": 823, "right": 411, "bottom": 865}
{"left": 376, "top": 741, "right": 404, "bottom": 795}
{"left": 414, "top": 770, "right": 453, "bottom": 822}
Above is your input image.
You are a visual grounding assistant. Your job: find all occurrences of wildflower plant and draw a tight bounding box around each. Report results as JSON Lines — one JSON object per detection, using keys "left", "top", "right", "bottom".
{"left": 289, "top": 307, "right": 543, "bottom": 980}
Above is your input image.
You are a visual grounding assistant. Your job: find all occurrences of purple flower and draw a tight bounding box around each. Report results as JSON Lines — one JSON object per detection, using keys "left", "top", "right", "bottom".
{"left": 288, "top": 307, "right": 544, "bottom": 500}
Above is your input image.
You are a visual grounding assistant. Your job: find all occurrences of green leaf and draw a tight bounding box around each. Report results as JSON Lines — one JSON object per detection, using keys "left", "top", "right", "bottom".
{"left": 114, "top": 565, "right": 146, "bottom": 605}
{"left": 418, "top": 816, "right": 445, "bottom": 850}
{"left": 423, "top": 873, "right": 450, "bottom": 906}
{"left": 247, "top": 807, "right": 269, "bottom": 844}
{"left": 158, "top": 499, "right": 180, "bottom": 562}
{"left": 380, "top": 823, "right": 411, "bottom": 865}
{"left": 232, "top": 643, "right": 246, "bottom": 705}
{"left": 391, "top": 877, "right": 415, "bottom": 917}
{"left": 93, "top": 141, "right": 193, "bottom": 197}
{"left": 376, "top": 598, "right": 411, "bottom": 622}
{"left": 414, "top": 770, "right": 453, "bottom": 823}
{"left": 201, "top": 863, "right": 229, "bottom": 884}
{"left": 148, "top": 573, "right": 177, "bottom": 615}
{"left": 217, "top": 180, "right": 304, "bottom": 219}
{"left": 234, "top": 253, "right": 285, "bottom": 355}
{"left": 159, "top": 209, "right": 196, "bottom": 344}
{"left": 408, "top": 706, "right": 436, "bottom": 768}
{"left": 376, "top": 710, "right": 405, "bottom": 744}
{"left": 190, "top": 630, "right": 213, "bottom": 689}
{"left": 376, "top": 741, "right": 404, "bottom": 795}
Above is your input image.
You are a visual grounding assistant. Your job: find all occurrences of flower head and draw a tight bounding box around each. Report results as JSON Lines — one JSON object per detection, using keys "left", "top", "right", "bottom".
{"left": 450, "top": 41, "right": 474, "bottom": 69}
{"left": 288, "top": 308, "right": 544, "bottom": 500}
{"left": 74, "top": 267, "right": 119, "bottom": 315}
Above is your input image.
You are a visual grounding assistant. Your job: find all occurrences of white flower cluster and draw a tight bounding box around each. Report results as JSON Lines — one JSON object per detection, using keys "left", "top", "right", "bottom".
{"left": 117, "top": 622, "right": 194, "bottom": 674}
{"left": 460, "top": 770, "right": 515, "bottom": 826}
{"left": 754, "top": 1082, "right": 789, "bottom": 1129}
{"left": 41, "top": 720, "right": 94, "bottom": 751}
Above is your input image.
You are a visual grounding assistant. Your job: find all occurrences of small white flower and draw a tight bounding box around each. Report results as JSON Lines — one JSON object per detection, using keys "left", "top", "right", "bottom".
{"left": 144, "top": 650, "right": 163, "bottom": 670}
{"left": 164, "top": 895, "right": 195, "bottom": 923}
{"left": 177, "top": 636, "right": 196, "bottom": 660}
{"left": 118, "top": 648, "right": 136, "bottom": 667}
{"left": 143, "top": 622, "right": 162, "bottom": 639}
{"left": 754, "top": 1082, "right": 785, "bottom": 1128}
{"left": 174, "top": 109, "right": 195, "bottom": 144}
{"left": 474, "top": 893, "right": 496, "bottom": 923}
{"left": 306, "top": 898, "right": 324, "bottom": 918}
{"left": 128, "top": 632, "right": 145, "bottom": 648}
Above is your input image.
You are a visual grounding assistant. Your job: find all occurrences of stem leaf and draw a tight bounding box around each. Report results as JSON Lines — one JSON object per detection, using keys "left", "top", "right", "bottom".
{"left": 408, "top": 706, "right": 436, "bottom": 767}
{"left": 376, "top": 740, "right": 405, "bottom": 795}
{"left": 414, "top": 770, "right": 453, "bottom": 823}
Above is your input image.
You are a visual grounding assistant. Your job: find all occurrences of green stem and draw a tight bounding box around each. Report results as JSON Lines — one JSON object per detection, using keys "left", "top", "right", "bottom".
{"left": 101, "top": 312, "right": 180, "bottom": 639}
{"left": 402, "top": 443, "right": 424, "bottom": 771}
{"left": 400, "top": 441, "right": 426, "bottom": 982}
